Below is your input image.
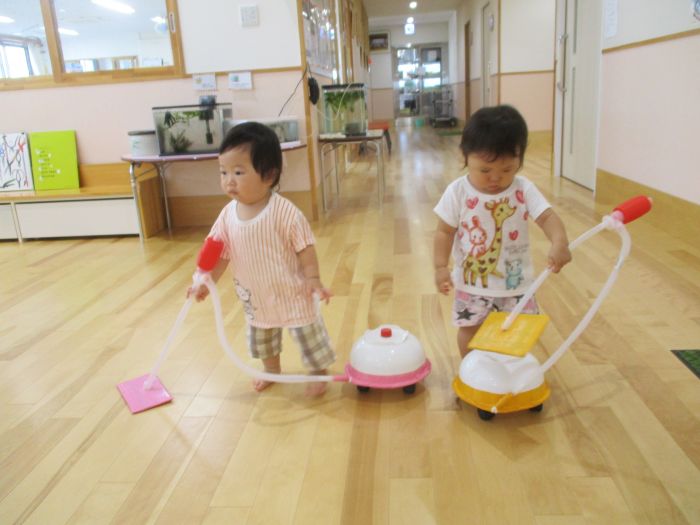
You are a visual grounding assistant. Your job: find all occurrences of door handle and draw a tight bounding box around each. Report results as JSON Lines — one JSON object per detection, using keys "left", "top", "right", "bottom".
{"left": 556, "top": 33, "right": 568, "bottom": 93}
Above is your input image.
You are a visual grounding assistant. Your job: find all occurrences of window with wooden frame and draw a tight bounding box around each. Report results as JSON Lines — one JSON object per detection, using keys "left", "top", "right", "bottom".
{"left": 0, "top": 0, "right": 184, "bottom": 90}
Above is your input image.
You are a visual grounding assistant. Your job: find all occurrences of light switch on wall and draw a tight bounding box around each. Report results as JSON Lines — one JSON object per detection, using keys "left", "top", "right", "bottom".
{"left": 240, "top": 5, "right": 259, "bottom": 27}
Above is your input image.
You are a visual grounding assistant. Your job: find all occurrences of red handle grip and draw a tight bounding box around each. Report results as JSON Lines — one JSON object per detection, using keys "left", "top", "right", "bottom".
{"left": 613, "top": 196, "right": 652, "bottom": 224}
{"left": 197, "top": 237, "right": 224, "bottom": 272}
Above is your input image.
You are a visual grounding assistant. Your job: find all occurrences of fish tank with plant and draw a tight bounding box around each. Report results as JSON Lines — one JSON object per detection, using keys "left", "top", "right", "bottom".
{"left": 152, "top": 103, "right": 232, "bottom": 155}
{"left": 320, "top": 83, "right": 368, "bottom": 136}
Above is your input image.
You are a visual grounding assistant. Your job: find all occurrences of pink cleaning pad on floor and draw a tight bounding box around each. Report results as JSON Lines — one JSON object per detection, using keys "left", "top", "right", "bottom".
{"left": 117, "top": 374, "right": 172, "bottom": 413}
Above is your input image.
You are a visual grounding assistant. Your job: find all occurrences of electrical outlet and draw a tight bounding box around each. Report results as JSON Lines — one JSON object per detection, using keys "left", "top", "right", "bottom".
{"left": 240, "top": 5, "right": 259, "bottom": 27}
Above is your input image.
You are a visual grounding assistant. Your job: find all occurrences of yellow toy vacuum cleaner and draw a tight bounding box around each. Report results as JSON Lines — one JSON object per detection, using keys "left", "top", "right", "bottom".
{"left": 453, "top": 196, "right": 652, "bottom": 420}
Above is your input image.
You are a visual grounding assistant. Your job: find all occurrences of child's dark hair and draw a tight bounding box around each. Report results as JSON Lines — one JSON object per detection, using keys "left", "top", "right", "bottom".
{"left": 220, "top": 121, "right": 283, "bottom": 187}
{"left": 460, "top": 105, "right": 528, "bottom": 165}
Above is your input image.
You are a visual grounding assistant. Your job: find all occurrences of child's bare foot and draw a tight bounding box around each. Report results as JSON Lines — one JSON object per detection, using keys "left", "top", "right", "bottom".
{"left": 252, "top": 367, "right": 280, "bottom": 392}
{"left": 305, "top": 381, "right": 327, "bottom": 397}
{"left": 252, "top": 378, "right": 275, "bottom": 391}
{"left": 305, "top": 370, "right": 328, "bottom": 397}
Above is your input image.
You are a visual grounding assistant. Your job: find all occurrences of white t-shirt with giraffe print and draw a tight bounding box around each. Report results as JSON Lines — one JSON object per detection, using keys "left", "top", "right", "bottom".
{"left": 434, "top": 174, "right": 551, "bottom": 298}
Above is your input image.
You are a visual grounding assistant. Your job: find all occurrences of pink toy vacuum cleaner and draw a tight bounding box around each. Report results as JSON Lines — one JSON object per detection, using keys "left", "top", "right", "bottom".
{"left": 343, "top": 325, "right": 431, "bottom": 394}
{"left": 118, "top": 238, "right": 431, "bottom": 413}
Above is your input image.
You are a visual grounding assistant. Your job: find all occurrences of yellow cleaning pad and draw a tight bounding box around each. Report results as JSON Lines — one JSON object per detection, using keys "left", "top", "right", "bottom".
{"left": 468, "top": 311, "right": 550, "bottom": 357}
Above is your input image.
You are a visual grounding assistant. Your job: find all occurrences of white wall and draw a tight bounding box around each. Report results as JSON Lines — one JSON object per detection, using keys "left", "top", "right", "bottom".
{"left": 501, "top": 0, "right": 554, "bottom": 71}
{"left": 448, "top": 11, "right": 458, "bottom": 85}
{"left": 383, "top": 22, "right": 449, "bottom": 49}
{"left": 455, "top": 2, "right": 470, "bottom": 83}
{"left": 177, "top": 0, "right": 301, "bottom": 73}
{"left": 369, "top": 52, "right": 393, "bottom": 89}
{"left": 602, "top": 0, "right": 699, "bottom": 49}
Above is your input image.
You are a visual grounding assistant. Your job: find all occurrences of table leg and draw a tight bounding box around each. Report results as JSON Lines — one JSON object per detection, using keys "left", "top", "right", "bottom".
{"left": 320, "top": 143, "right": 328, "bottom": 212}
{"left": 332, "top": 145, "right": 340, "bottom": 200}
{"left": 9, "top": 201, "right": 22, "bottom": 243}
{"left": 378, "top": 139, "right": 385, "bottom": 204}
{"left": 366, "top": 139, "right": 384, "bottom": 207}
{"left": 128, "top": 162, "right": 145, "bottom": 241}
{"left": 158, "top": 164, "right": 172, "bottom": 233}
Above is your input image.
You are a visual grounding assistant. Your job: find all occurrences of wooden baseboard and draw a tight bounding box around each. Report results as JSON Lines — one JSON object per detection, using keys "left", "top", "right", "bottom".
{"left": 168, "top": 190, "right": 315, "bottom": 229}
{"left": 596, "top": 169, "right": 700, "bottom": 239}
{"left": 138, "top": 176, "right": 165, "bottom": 237}
{"left": 79, "top": 163, "right": 130, "bottom": 187}
{"left": 169, "top": 195, "right": 230, "bottom": 228}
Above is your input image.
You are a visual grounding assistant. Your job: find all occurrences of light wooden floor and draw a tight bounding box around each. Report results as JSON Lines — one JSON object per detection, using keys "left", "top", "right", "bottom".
{"left": 1, "top": 125, "right": 699, "bottom": 525}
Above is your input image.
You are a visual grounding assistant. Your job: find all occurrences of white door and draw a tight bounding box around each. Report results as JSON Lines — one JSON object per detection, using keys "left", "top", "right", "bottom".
{"left": 554, "top": 0, "right": 602, "bottom": 190}
{"left": 481, "top": 2, "right": 496, "bottom": 107}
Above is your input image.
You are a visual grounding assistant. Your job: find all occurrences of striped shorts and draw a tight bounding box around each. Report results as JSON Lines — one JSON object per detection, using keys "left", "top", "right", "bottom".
{"left": 247, "top": 317, "right": 336, "bottom": 371}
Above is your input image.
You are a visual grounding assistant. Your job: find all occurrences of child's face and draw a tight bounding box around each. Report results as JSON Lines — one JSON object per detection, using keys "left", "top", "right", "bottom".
{"left": 219, "top": 146, "right": 273, "bottom": 205}
{"left": 466, "top": 152, "right": 521, "bottom": 194}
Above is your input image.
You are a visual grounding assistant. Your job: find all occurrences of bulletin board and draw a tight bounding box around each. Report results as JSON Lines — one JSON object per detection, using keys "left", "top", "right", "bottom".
{"left": 302, "top": 0, "right": 337, "bottom": 77}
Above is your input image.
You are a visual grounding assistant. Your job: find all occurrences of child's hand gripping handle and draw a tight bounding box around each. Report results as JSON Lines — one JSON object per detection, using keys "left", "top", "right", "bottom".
{"left": 612, "top": 196, "right": 652, "bottom": 224}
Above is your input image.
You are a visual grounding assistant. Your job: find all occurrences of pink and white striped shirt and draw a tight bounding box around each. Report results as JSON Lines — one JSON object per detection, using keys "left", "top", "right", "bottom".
{"left": 209, "top": 193, "right": 317, "bottom": 328}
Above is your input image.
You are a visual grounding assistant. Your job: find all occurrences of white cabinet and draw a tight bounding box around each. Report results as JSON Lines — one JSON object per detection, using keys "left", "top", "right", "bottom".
{"left": 14, "top": 198, "right": 139, "bottom": 239}
{"left": 0, "top": 204, "right": 18, "bottom": 239}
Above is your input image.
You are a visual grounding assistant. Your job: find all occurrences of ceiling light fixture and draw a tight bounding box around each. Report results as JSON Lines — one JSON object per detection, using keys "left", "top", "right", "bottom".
{"left": 409, "top": 2, "right": 417, "bottom": 9}
{"left": 407, "top": 43, "right": 412, "bottom": 48}
{"left": 91, "top": 0, "right": 135, "bottom": 15}
{"left": 0, "top": 15, "right": 15, "bottom": 23}
{"left": 407, "top": 17, "right": 414, "bottom": 23}
{"left": 58, "top": 27, "right": 79, "bottom": 36}
{"left": 150, "top": 16, "right": 166, "bottom": 24}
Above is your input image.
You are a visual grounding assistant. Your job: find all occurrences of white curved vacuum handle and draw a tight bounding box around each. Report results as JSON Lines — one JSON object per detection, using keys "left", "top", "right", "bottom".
{"left": 501, "top": 220, "right": 608, "bottom": 330}
{"left": 199, "top": 272, "right": 338, "bottom": 383}
{"left": 503, "top": 214, "right": 632, "bottom": 397}
{"left": 144, "top": 296, "right": 195, "bottom": 390}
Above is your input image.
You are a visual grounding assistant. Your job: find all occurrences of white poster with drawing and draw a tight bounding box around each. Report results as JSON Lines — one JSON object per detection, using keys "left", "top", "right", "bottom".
{"left": 0, "top": 132, "right": 33, "bottom": 191}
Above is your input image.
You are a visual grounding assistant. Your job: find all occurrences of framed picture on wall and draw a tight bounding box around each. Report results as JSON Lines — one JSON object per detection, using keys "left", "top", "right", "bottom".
{"left": 369, "top": 32, "right": 390, "bottom": 52}
{"left": 302, "top": 0, "right": 337, "bottom": 77}
{"left": 0, "top": 132, "right": 33, "bottom": 192}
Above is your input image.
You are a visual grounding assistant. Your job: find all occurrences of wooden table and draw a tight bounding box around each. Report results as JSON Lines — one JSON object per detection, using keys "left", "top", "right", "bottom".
{"left": 122, "top": 142, "right": 306, "bottom": 238}
{"left": 317, "top": 130, "right": 385, "bottom": 211}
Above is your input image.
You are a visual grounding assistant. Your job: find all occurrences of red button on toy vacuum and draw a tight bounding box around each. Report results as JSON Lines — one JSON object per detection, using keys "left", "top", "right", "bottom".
{"left": 380, "top": 327, "right": 392, "bottom": 338}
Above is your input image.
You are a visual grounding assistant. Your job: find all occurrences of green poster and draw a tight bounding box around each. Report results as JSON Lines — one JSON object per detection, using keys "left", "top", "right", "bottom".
{"left": 29, "top": 130, "right": 79, "bottom": 190}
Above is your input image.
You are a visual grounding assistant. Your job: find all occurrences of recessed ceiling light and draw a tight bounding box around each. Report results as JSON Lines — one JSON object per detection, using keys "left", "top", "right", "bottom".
{"left": 409, "top": 2, "right": 417, "bottom": 9}
{"left": 407, "top": 43, "right": 412, "bottom": 48}
{"left": 0, "top": 15, "right": 15, "bottom": 23}
{"left": 91, "top": 0, "right": 135, "bottom": 15}
{"left": 150, "top": 16, "right": 166, "bottom": 24}
{"left": 407, "top": 17, "right": 414, "bottom": 24}
{"left": 58, "top": 27, "right": 79, "bottom": 36}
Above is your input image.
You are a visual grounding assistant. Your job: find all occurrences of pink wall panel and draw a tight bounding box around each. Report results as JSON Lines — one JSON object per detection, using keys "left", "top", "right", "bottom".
{"left": 598, "top": 34, "right": 700, "bottom": 205}
{"left": 499, "top": 72, "right": 554, "bottom": 131}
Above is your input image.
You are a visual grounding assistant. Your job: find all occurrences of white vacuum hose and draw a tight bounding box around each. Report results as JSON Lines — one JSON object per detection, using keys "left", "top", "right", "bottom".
{"left": 199, "top": 272, "right": 336, "bottom": 383}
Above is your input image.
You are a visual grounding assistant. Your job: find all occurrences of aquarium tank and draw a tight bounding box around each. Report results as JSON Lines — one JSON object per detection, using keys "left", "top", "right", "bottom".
{"left": 152, "top": 103, "right": 232, "bottom": 155}
{"left": 320, "top": 83, "right": 368, "bottom": 136}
